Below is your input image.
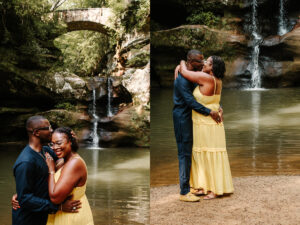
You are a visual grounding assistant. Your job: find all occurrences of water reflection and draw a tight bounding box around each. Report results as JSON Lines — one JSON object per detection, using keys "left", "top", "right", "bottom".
{"left": 250, "top": 91, "right": 261, "bottom": 169}
{"left": 151, "top": 88, "right": 300, "bottom": 186}
{"left": 0, "top": 145, "right": 149, "bottom": 225}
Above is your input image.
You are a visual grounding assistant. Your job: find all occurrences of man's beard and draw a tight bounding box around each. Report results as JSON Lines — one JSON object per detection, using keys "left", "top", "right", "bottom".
{"left": 40, "top": 136, "right": 51, "bottom": 145}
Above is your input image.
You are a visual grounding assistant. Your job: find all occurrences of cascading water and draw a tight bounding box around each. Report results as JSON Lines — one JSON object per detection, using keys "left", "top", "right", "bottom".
{"left": 249, "top": 0, "right": 262, "bottom": 89}
{"left": 278, "top": 0, "right": 288, "bottom": 35}
{"left": 91, "top": 88, "right": 100, "bottom": 148}
{"left": 250, "top": 43, "right": 261, "bottom": 89}
{"left": 107, "top": 77, "right": 114, "bottom": 117}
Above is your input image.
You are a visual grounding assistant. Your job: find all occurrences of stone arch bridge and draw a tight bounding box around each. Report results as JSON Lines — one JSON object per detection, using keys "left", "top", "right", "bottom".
{"left": 50, "top": 8, "right": 115, "bottom": 35}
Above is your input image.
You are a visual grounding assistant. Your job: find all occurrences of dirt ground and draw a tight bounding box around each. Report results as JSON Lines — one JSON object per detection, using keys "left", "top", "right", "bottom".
{"left": 150, "top": 176, "right": 300, "bottom": 225}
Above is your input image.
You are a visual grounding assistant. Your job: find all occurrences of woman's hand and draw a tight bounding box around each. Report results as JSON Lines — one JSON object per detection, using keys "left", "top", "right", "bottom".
{"left": 45, "top": 152, "right": 55, "bottom": 173}
{"left": 70, "top": 130, "right": 77, "bottom": 140}
{"left": 179, "top": 60, "right": 186, "bottom": 74}
{"left": 61, "top": 195, "right": 82, "bottom": 213}
{"left": 11, "top": 194, "right": 20, "bottom": 210}
{"left": 218, "top": 107, "right": 224, "bottom": 122}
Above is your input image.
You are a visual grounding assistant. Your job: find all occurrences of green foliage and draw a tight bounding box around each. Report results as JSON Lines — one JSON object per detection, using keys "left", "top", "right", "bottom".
{"left": 184, "top": 0, "right": 223, "bottom": 27}
{"left": 57, "top": 0, "right": 108, "bottom": 9}
{"left": 187, "top": 11, "right": 221, "bottom": 27}
{"left": 1, "top": 0, "right": 148, "bottom": 76}
{"left": 109, "top": 0, "right": 150, "bottom": 34}
{"left": 184, "top": 0, "right": 223, "bottom": 14}
{"left": 0, "top": 0, "right": 66, "bottom": 69}
{"left": 54, "top": 102, "right": 76, "bottom": 111}
{"left": 11, "top": 0, "right": 50, "bottom": 17}
{"left": 54, "top": 31, "right": 112, "bottom": 76}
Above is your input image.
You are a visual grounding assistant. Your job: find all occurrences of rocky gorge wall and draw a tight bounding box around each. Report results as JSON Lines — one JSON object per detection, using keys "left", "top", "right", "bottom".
{"left": 0, "top": 5, "right": 150, "bottom": 147}
{"left": 88, "top": 31, "right": 150, "bottom": 147}
{"left": 151, "top": 0, "right": 300, "bottom": 88}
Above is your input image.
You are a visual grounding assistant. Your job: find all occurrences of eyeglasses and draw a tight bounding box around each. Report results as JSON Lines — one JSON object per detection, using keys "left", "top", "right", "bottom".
{"left": 49, "top": 140, "right": 65, "bottom": 148}
{"left": 34, "top": 125, "right": 52, "bottom": 131}
{"left": 27, "top": 125, "right": 52, "bottom": 133}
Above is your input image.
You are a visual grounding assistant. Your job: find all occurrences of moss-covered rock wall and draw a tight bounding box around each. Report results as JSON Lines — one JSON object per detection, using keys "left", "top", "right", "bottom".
{"left": 0, "top": 1, "right": 150, "bottom": 147}
{"left": 151, "top": 0, "right": 300, "bottom": 88}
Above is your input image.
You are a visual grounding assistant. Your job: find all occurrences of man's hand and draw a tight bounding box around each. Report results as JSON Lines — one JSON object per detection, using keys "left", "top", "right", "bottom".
{"left": 218, "top": 107, "right": 224, "bottom": 122}
{"left": 11, "top": 194, "right": 20, "bottom": 210}
{"left": 210, "top": 111, "right": 221, "bottom": 124}
{"left": 61, "top": 196, "right": 82, "bottom": 213}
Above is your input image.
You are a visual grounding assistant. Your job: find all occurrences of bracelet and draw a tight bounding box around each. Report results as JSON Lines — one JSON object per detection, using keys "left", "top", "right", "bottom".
{"left": 49, "top": 171, "right": 55, "bottom": 175}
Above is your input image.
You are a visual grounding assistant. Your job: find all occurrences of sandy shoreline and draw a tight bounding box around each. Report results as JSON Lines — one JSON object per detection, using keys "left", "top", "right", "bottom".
{"left": 150, "top": 175, "right": 300, "bottom": 225}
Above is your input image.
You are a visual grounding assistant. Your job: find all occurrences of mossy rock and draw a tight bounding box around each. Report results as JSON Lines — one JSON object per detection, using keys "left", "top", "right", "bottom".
{"left": 126, "top": 52, "right": 150, "bottom": 68}
{"left": 151, "top": 25, "right": 247, "bottom": 60}
{"left": 39, "top": 109, "right": 90, "bottom": 132}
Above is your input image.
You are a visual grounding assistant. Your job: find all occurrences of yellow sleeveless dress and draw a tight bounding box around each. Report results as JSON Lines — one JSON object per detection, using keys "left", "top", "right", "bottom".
{"left": 47, "top": 159, "right": 94, "bottom": 225}
{"left": 190, "top": 82, "right": 234, "bottom": 195}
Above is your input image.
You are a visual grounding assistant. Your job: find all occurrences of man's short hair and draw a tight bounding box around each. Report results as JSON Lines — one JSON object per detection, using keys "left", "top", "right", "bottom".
{"left": 187, "top": 49, "right": 203, "bottom": 61}
{"left": 26, "top": 115, "right": 47, "bottom": 131}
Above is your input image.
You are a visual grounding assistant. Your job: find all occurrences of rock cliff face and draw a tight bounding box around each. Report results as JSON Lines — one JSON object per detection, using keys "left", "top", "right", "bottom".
{"left": 91, "top": 32, "right": 150, "bottom": 147}
{"left": 266, "top": 26, "right": 300, "bottom": 87}
{"left": 0, "top": 8, "right": 150, "bottom": 147}
{"left": 152, "top": 25, "right": 248, "bottom": 87}
{"left": 151, "top": 0, "right": 300, "bottom": 88}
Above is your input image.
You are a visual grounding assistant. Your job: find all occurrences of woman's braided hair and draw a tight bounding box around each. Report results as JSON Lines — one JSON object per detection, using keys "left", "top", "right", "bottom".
{"left": 54, "top": 127, "right": 79, "bottom": 152}
{"left": 211, "top": 55, "right": 226, "bottom": 79}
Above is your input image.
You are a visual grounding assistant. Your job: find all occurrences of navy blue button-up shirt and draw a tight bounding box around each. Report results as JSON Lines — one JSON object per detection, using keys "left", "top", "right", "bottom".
{"left": 173, "top": 73, "right": 211, "bottom": 142}
{"left": 12, "top": 145, "right": 59, "bottom": 225}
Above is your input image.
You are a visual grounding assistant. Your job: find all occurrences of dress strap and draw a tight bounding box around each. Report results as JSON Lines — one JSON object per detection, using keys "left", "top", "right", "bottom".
{"left": 213, "top": 76, "right": 217, "bottom": 95}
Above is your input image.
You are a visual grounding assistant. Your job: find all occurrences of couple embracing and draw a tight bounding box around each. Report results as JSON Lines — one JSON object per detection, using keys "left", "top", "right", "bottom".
{"left": 12, "top": 116, "right": 94, "bottom": 225}
{"left": 173, "top": 49, "right": 234, "bottom": 201}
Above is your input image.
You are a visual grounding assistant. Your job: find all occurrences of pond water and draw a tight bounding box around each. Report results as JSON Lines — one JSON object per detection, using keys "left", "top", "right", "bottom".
{"left": 151, "top": 88, "right": 300, "bottom": 186}
{"left": 0, "top": 145, "right": 149, "bottom": 225}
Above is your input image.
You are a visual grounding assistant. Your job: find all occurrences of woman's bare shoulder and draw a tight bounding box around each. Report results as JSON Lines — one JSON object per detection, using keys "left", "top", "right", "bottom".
{"left": 63, "top": 156, "right": 87, "bottom": 173}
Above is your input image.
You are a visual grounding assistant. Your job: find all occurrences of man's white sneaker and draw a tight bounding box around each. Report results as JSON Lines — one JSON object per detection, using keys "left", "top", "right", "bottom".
{"left": 179, "top": 192, "right": 200, "bottom": 202}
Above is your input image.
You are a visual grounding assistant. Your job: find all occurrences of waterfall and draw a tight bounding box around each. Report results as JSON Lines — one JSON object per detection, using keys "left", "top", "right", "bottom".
{"left": 107, "top": 77, "right": 114, "bottom": 117}
{"left": 91, "top": 88, "right": 100, "bottom": 148}
{"left": 278, "top": 0, "right": 288, "bottom": 35}
{"left": 250, "top": 43, "right": 261, "bottom": 89}
{"left": 249, "top": 0, "right": 262, "bottom": 89}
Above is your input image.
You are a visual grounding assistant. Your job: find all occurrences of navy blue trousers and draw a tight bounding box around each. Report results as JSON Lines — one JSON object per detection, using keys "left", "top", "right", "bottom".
{"left": 176, "top": 141, "right": 193, "bottom": 195}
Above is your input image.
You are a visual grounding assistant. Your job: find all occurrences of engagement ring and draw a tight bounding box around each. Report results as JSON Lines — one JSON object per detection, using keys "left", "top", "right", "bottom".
{"left": 73, "top": 207, "right": 76, "bottom": 210}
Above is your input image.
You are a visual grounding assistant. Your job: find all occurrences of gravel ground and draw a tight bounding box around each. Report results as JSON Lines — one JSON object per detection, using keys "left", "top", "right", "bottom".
{"left": 150, "top": 176, "right": 300, "bottom": 225}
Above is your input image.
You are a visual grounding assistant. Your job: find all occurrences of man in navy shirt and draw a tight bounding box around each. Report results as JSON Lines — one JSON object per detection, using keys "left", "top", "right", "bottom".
{"left": 12, "top": 116, "right": 81, "bottom": 225}
{"left": 173, "top": 50, "right": 221, "bottom": 202}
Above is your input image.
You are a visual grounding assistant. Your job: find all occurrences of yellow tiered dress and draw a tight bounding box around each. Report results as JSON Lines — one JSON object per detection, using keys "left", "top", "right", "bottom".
{"left": 190, "top": 84, "right": 234, "bottom": 195}
{"left": 47, "top": 160, "right": 94, "bottom": 225}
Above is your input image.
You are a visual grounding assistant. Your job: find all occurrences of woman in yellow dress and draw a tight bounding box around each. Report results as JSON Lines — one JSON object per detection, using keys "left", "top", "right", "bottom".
{"left": 45, "top": 127, "right": 94, "bottom": 225}
{"left": 179, "top": 56, "right": 234, "bottom": 200}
